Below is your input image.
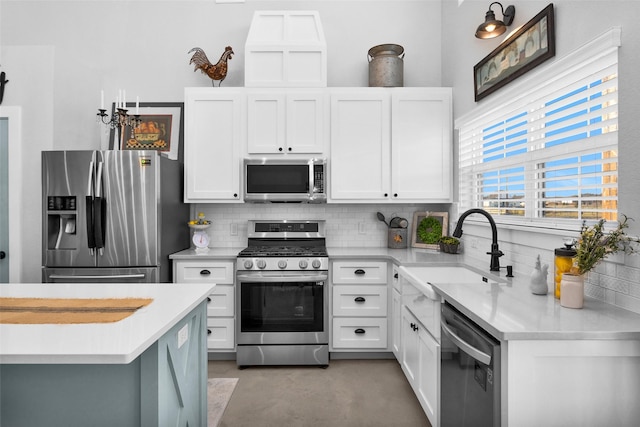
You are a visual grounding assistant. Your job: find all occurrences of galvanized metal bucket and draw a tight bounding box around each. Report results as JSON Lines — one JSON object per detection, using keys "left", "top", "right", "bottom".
{"left": 368, "top": 44, "right": 404, "bottom": 87}
{"left": 388, "top": 228, "right": 408, "bottom": 249}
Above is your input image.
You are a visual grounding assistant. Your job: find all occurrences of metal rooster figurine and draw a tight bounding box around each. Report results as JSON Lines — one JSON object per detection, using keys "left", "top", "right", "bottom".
{"left": 188, "top": 46, "right": 234, "bottom": 87}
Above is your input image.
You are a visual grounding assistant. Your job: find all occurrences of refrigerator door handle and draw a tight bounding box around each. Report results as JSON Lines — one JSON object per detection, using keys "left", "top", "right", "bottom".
{"left": 94, "top": 161, "right": 105, "bottom": 255}
{"left": 86, "top": 159, "right": 96, "bottom": 254}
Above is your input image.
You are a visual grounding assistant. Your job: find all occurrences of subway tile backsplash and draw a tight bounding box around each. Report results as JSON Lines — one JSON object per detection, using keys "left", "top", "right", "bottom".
{"left": 194, "top": 203, "right": 448, "bottom": 248}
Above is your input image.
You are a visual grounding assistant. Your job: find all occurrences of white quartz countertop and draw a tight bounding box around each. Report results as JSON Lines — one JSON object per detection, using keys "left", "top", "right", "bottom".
{"left": 170, "top": 247, "right": 244, "bottom": 260}
{"left": 398, "top": 264, "right": 640, "bottom": 341}
{"left": 0, "top": 283, "right": 214, "bottom": 364}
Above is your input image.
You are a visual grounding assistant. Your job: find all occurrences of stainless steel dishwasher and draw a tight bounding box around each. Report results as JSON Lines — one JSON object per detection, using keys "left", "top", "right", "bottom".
{"left": 440, "top": 302, "right": 501, "bottom": 427}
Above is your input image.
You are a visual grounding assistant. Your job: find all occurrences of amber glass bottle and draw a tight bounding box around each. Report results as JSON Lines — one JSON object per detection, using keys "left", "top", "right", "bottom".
{"left": 554, "top": 244, "right": 577, "bottom": 299}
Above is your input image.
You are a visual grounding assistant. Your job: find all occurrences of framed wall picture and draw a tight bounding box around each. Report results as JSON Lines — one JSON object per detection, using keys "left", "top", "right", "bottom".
{"left": 474, "top": 3, "right": 555, "bottom": 102}
{"left": 109, "top": 102, "right": 184, "bottom": 160}
{"left": 411, "top": 211, "right": 449, "bottom": 249}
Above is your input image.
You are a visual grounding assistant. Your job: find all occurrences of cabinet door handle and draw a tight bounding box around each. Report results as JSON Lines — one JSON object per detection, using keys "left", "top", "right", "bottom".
{"left": 207, "top": 329, "right": 212, "bottom": 335}
{"left": 207, "top": 297, "right": 211, "bottom": 302}
{"left": 354, "top": 296, "right": 366, "bottom": 303}
{"left": 354, "top": 328, "right": 366, "bottom": 334}
{"left": 354, "top": 269, "right": 366, "bottom": 275}
{"left": 279, "top": 147, "right": 283, "bottom": 152}
{"left": 288, "top": 147, "right": 292, "bottom": 152}
{"left": 200, "top": 269, "right": 211, "bottom": 276}
{"left": 394, "top": 273, "right": 398, "bottom": 279}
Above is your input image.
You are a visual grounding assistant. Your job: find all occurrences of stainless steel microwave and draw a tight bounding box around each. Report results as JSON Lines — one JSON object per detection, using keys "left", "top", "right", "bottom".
{"left": 243, "top": 158, "right": 327, "bottom": 203}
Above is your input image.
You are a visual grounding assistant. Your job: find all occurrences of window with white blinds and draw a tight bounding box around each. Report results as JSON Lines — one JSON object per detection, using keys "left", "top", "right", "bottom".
{"left": 458, "top": 29, "right": 620, "bottom": 227}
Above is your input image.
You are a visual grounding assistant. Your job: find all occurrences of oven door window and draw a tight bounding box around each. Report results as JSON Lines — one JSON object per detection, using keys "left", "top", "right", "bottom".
{"left": 246, "top": 164, "right": 310, "bottom": 194}
{"left": 240, "top": 282, "right": 324, "bottom": 332}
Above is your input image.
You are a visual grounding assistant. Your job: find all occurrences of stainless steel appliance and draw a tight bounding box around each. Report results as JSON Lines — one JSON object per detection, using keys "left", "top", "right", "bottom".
{"left": 236, "top": 220, "right": 329, "bottom": 367}
{"left": 42, "top": 150, "right": 189, "bottom": 283}
{"left": 440, "top": 302, "right": 501, "bottom": 427}
{"left": 243, "top": 158, "right": 326, "bottom": 203}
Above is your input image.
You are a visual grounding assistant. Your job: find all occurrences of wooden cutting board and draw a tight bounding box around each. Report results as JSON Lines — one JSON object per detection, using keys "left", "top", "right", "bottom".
{"left": 0, "top": 297, "right": 153, "bottom": 324}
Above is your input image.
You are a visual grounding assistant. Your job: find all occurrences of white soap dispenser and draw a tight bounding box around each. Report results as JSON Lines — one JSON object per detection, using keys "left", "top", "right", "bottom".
{"left": 529, "top": 254, "right": 549, "bottom": 295}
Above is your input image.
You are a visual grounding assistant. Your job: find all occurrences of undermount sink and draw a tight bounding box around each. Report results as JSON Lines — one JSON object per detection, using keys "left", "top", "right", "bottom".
{"left": 404, "top": 266, "right": 506, "bottom": 285}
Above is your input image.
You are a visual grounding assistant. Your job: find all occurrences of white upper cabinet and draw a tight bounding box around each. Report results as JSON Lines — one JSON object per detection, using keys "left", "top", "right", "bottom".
{"left": 391, "top": 88, "right": 452, "bottom": 201}
{"left": 184, "top": 88, "right": 244, "bottom": 203}
{"left": 247, "top": 89, "right": 327, "bottom": 155}
{"left": 329, "top": 89, "right": 391, "bottom": 201}
{"left": 329, "top": 87, "right": 452, "bottom": 203}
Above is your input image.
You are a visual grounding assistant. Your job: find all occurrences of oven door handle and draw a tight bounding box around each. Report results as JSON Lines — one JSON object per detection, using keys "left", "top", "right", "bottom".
{"left": 236, "top": 272, "right": 328, "bottom": 283}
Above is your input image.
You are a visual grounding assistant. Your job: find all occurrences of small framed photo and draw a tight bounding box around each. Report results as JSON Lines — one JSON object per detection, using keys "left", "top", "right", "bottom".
{"left": 411, "top": 211, "right": 449, "bottom": 249}
{"left": 109, "top": 102, "right": 184, "bottom": 160}
{"left": 474, "top": 3, "right": 555, "bottom": 101}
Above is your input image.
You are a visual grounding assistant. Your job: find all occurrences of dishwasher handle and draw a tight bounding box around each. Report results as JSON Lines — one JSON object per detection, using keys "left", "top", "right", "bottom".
{"left": 441, "top": 320, "right": 492, "bottom": 365}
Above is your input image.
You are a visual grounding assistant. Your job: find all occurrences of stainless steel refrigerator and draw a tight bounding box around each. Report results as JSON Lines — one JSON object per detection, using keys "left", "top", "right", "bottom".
{"left": 42, "top": 150, "right": 189, "bottom": 283}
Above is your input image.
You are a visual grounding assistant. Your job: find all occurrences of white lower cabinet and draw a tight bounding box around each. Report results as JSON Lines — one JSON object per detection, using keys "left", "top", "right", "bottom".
{"left": 398, "top": 267, "right": 441, "bottom": 427}
{"left": 174, "top": 259, "right": 235, "bottom": 352}
{"left": 401, "top": 306, "right": 440, "bottom": 427}
{"left": 331, "top": 260, "right": 389, "bottom": 352}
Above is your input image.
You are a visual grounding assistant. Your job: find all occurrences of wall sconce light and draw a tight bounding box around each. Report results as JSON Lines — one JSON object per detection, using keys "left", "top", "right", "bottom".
{"left": 475, "top": 2, "right": 516, "bottom": 39}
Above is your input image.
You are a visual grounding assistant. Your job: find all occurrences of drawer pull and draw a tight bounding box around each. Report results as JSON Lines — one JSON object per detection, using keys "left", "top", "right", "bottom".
{"left": 354, "top": 328, "right": 366, "bottom": 334}
{"left": 207, "top": 329, "right": 212, "bottom": 335}
{"left": 394, "top": 273, "right": 398, "bottom": 279}
{"left": 200, "top": 269, "right": 211, "bottom": 276}
{"left": 207, "top": 297, "right": 211, "bottom": 303}
{"left": 354, "top": 296, "right": 366, "bottom": 303}
{"left": 354, "top": 269, "right": 366, "bottom": 275}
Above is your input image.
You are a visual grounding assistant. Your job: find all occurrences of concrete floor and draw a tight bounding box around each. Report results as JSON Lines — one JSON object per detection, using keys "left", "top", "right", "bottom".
{"left": 208, "top": 358, "right": 431, "bottom": 427}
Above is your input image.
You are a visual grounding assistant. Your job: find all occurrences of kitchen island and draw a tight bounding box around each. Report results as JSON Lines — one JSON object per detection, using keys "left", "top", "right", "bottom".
{"left": 0, "top": 283, "right": 214, "bottom": 427}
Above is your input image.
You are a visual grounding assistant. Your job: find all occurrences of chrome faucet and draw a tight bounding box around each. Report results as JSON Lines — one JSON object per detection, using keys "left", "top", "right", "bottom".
{"left": 452, "top": 208, "right": 503, "bottom": 272}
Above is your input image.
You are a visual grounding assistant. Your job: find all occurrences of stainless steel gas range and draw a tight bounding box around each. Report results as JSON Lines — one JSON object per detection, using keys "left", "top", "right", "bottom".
{"left": 235, "top": 220, "right": 329, "bottom": 367}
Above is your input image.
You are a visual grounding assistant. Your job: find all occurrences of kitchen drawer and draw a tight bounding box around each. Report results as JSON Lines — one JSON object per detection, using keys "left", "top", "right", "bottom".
{"left": 206, "top": 318, "right": 235, "bottom": 350}
{"left": 207, "top": 284, "right": 234, "bottom": 317}
{"left": 333, "top": 285, "right": 387, "bottom": 317}
{"left": 175, "top": 260, "right": 234, "bottom": 284}
{"left": 332, "top": 261, "right": 388, "bottom": 284}
{"left": 332, "top": 317, "right": 388, "bottom": 349}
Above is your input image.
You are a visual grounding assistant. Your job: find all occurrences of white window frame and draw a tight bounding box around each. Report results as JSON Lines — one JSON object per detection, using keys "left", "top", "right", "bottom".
{"left": 455, "top": 28, "right": 621, "bottom": 232}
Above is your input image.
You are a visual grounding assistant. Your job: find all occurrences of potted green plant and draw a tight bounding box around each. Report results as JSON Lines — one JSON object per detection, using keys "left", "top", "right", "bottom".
{"left": 438, "top": 236, "right": 460, "bottom": 254}
{"left": 561, "top": 215, "right": 637, "bottom": 308}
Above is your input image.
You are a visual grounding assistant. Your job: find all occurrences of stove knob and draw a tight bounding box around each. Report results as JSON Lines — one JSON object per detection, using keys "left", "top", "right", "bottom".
{"left": 256, "top": 259, "right": 267, "bottom": 269}
{"left": 243, "top": 260, "right": 254, "bottom": 270}
{"left": 299, "top": 259, "right": 309, "bottom": 269}
{"left": 312, "top": 259, "right": 322, "bottom": 269}
{"left": 278, "top": 260, "right": 288, "bottom": 269}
